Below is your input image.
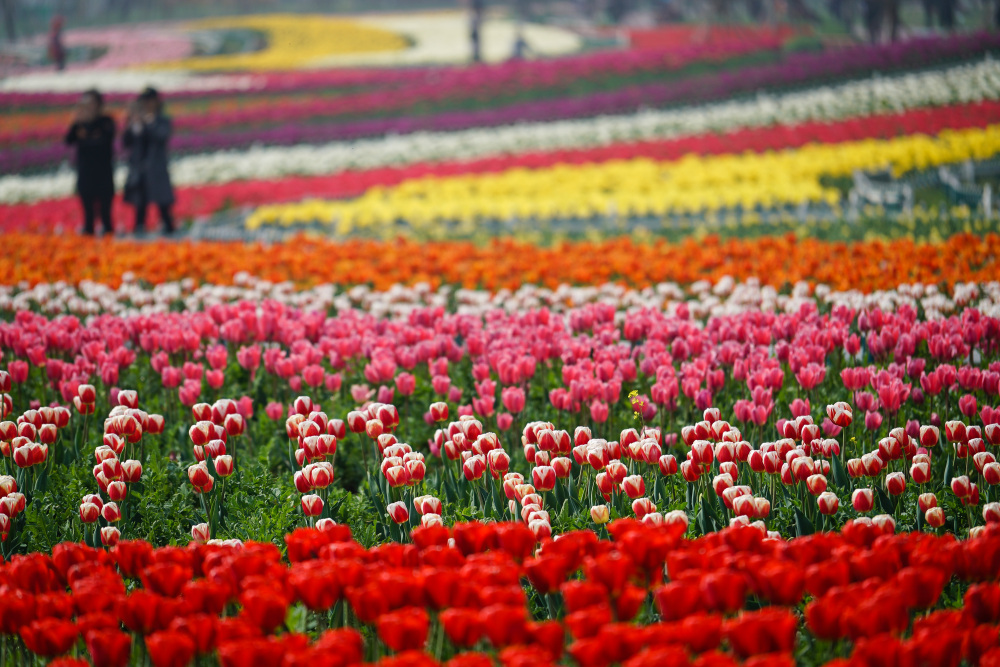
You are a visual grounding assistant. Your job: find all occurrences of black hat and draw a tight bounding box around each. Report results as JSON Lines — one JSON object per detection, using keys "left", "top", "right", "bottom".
{"left": 138, "top": 86, "right": 160, "bottom": 101}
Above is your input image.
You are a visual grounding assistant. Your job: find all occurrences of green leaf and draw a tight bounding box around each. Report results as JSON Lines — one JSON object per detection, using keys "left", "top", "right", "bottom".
{"left": 875, "top": 486, "right": 894, "bottom": 513}
{"left": 286, "top": 604, "right": 308, "bottom": 634}
{"left": 794, "top": 508, "right": 814, "bottom": 537}
{"left": 831, "top": 455, "right": 849, "bottom": 488}
{"left": 943, "top": 455, "right": 953, "bottom": 489}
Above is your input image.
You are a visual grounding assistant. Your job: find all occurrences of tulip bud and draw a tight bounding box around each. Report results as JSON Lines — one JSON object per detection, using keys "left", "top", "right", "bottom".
{"left": 308, "top": 518, "right": 334, "bottom": 533}
{"left": 415, "top": 495, "right": 443, "bottom": 516}
{"left": 712, "top": 473, "right": 734, "bottom": 497}
{"left": 590, "top": 505, "right": 610, "bottom": 524}
{"left": 421, "top": 513, "right": 444, "bottom": 528}
{"left": 924, "top": 507, "right": 946, "bottom": 528}
{"left": 531, "top": 465, "right": 556, "bottom": 492}
{"left": 301, "top": 494, "right": 324, "bottom": 517}
{"left": 214, "top": 455, "right": 234, "bottom": 478}
{"left": 680, "top": 460, "right": 700, "bottom": 483}
{"left": 224, "top": 414, "right": 245, "bottom": 437}
{"left": 107, "top": 481, "right": 127, "bottom": 502}
{"left": 529, "top": 519, "right": 551, "bottom": 540}
{"left": 38, "top": 424, "right": 57, "bottom": 445}
{"left": 621, "top": 475, "right": 646, "bottom": 499}
{"left": 952, "top": 475, "right": 971, "bottom": 498}
{"left": 101, "top": 502, "right": 121, "bottom": 522}
{"left": 101, "top": 526, "right": 120, "bottom": 547}
{"left": 605, "top": 460, "right": 627, "bottom": 484}
{"left": 852, "top": 488, "right": 874, "bottom": 513}
{"left": 909, "top": 461, "right": 931, "bottom": 485}
{"left": 753, "top": 497, "right": 771, "bottom": 518}
{"left": 985, "top": 503, "right": 1000, "bottom": 524}
{"left": 191, "top": 523, "right": 211, "bottom": 543}
{"left": 985, "top": 462, "right": 1000, "bottom": 486}
{"left": 487, "top": 449, "right": 511, "bottom": 478}
{"left": 918, "top": 493, "right": 938, "bottom": 512}
{"left": 658, "top": 454, "right": 678, "bottom": 477}
{"left": 387, "top": 501, "right": 409, "bottom": 524}
{"left": 551, "top": 457, "right": 572, "bottom": 479}
{"left": 631, "top": 497, "right": 656, "bottom": 519}
{"left": 817, "top": 492, "right": 839, "bottom": 515}
{"left": 885, "top": 472, "right": 906, "bottom": 496}
{"left": 187, "top": 462, "right": 213, "bottom": 491}
{"left": 78, "top": 384, "right": 96, "bottom": 404}
{"left": 79, "top": 502, "right": 100, "bottom": 523}
{"left": 122, "top": 460, "right": 142, "bottom": 483}
{"left": 365, "top": 419, "right": 384, "bottom": 440}
{"left": 806, "top": 474, "right": 828, "bottom": 496}
{"left": 463, "top": 455, "right": 486, "bottom": 481}
{"left": 429, "top": 402, "right": 449, "bottom": 423}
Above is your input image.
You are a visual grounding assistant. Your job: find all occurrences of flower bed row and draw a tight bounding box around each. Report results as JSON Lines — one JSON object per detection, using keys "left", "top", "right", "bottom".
{"left": 0, "top": 29, "right": 785, "bottom": 139}
{"left": 3, "top": 519, "right": 999, "bottom": 667}
{"left": 6, "top": 56, "right": 999, "bottom": 206}
{"left": 5, "top": 31, "right": 998, "bottom": 173}
{"left": 242, "top": 120, "right": 1000, "bottom": 232}
{"left": 5, "top": 98, "right": 998, "bottom": 235}
{"left": 0, "top": 23, "right": 800, "bottom": 111}
{"left": 0, "top": 232, "right": 997, "bottom": 291}
{"left": 0, "top": 277, "right": 999, "bottom": 666}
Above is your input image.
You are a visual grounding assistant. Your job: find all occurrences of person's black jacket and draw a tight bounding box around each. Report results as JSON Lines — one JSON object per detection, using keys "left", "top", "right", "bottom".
{"left": 123, "top": 115, "right": 175, "bottom": 206}
{"left": 65, "top": 115, "right": 116, "bottom": 198}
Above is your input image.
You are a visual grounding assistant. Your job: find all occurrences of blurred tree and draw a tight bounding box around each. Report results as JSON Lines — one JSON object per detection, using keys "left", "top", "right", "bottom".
{"left": 1, "top": 0, "right": 16, "bottom": 41}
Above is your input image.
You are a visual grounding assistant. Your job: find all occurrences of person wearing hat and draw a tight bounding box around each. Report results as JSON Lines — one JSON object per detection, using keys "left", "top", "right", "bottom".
{"left": 123, "top": 87, "right": 175, "bottom": 236}
{"left": 65, "top": 89, "right": 116, "bottom": 236}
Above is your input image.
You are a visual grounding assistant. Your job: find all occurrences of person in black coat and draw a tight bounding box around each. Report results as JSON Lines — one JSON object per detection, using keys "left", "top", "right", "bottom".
{"left": 65, "top": 89, "right": 115, "bottom": 236}
{"left": 123, "top": 87, "right": 175, "bottom": 236}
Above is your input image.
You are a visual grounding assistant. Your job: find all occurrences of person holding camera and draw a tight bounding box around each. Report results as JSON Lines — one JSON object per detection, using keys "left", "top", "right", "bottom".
{"left": 123, "top": 87, "right": 175, "bottom": 236}
{"left": 65, "top": 89, "right": 116, "bottom": 236}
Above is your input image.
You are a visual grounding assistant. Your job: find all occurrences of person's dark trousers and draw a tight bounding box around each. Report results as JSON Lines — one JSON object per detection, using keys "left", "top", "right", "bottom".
{"left": 80, "top": 193, "right": 113, "bottom": 235}
{"left": 132, "top": 192, "right": 175, "bottom": 235}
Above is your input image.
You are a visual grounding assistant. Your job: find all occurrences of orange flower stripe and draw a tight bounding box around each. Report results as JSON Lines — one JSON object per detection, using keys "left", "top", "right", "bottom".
{"left": 1, "top": 232, "right": 996, "bottom": 292}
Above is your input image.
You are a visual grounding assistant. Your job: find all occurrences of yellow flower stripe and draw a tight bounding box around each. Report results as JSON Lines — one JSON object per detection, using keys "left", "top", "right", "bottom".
{"left": 245, "top": 124, "right": 1000, "bottom": 235}
{"left": 147, "top": 14, "right": 408, "bottom": 71}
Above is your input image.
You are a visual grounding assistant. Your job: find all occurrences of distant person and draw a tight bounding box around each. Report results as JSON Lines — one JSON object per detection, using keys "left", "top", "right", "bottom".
{"left": 123, "top": 87, "right": 175, "bottom": 236}
{"left": 470, "top": 0, "right": 485, "bottom": 63}
{"left": 65, "top": 89, "right": 115, "bottom": 236}
{"left": 47, "top": 15, "right": 66, "bottom": 71}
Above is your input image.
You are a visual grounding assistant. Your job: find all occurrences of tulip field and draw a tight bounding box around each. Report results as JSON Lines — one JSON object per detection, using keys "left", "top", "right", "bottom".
{"left": 5, "top": 12, "right": 1000, "bottom": 667}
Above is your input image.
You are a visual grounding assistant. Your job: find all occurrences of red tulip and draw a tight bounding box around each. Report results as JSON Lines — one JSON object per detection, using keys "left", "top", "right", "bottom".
{"left": 377, "top": 607, "right": 429, "bottom": 652}
{"left": 440, "top": 608, "right": 482, "bottom": 647}
{"left": 146, "top": 630, "right": 196, "bottom": 667}
{"left": 20, "top": 618, "right": 78, "bottom": 657}
{"left": 239, "top": 588, "right": 289, "bottom": 634}
{"left": 85, "top": 630, "right": 131, "bottom": 667}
